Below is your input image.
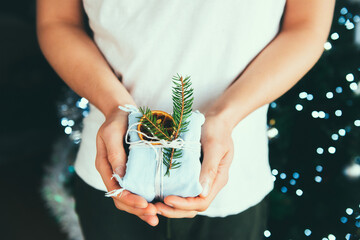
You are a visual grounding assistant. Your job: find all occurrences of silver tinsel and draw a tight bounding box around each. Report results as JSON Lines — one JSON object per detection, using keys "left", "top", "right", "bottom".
{"left": 41, "top": 135, "right": 84, "bottom": 240}
{"left": 42, "top": 88, "right": 87, "bottom": 240}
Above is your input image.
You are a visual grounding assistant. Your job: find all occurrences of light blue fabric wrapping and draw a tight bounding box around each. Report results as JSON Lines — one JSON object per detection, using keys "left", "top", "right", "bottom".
{"left": 114, "top": 106, "right": 205, "bottom": 202}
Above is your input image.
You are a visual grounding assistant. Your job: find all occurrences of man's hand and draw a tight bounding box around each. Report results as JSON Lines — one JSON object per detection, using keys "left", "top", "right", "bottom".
{"left": 95, "top": 108, "right": 159, "bottom": 226}
{"left": 155, "top": 114, "right": 234, "bottom": 217}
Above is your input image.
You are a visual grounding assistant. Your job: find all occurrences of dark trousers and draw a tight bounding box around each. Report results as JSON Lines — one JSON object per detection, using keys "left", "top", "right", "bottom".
{"left": 73, "top": 173, "right": 268, "bottom": 240}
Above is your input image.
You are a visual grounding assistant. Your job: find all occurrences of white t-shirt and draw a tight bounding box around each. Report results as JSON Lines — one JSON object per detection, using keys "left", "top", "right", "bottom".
{"left": 75, "top": 0, "right": 286, "bottom": 217}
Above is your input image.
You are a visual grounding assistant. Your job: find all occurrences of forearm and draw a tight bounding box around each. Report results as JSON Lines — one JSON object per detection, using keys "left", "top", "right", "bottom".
{"left": 208, "top": 25, "right": 332, "bottom": 129}
{"left": 207, "top": 27, "right": 322, "bottom": 127}
{"left": 206, "top": 0, "right": 335, "bottom": 128}
{"left": 37, "top": 22, "right": 135, "bottom": 117}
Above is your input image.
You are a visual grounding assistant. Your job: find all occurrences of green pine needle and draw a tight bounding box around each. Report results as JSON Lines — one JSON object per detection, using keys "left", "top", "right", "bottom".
{"left": 162, "top": 74, "right": 194, "bottom": 176}
{"left": 138, "top": 74, "right": 194, "bottom": 176}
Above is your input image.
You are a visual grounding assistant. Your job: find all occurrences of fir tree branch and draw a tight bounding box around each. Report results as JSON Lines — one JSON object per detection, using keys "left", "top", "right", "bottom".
{"left": 168, "top": 76, "right": 185, "bottom": 172}
{"left": 163, "top": 74, "right": 194, "bottom": 175}
{"left": 174, "top": 76, "right": 185, "bottom": 139}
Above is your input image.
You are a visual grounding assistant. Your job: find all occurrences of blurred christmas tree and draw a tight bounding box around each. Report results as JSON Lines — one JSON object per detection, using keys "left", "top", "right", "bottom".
{"left": 267, "top": 1, "right": 360, "bottom": 239}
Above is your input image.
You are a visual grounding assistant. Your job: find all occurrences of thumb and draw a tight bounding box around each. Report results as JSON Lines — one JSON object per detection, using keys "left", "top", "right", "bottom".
{"left": 199, "top": 142, "right": 224, "bottom": 197}
{"left": 102, "top": 132, "right": 127, "bottom": 177}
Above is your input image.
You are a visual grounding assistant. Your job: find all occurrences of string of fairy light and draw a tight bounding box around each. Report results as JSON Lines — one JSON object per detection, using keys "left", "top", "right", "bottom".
{"left": 60, "top": 96, "right": 89, "bottom": 145}
{"left": 263, "top": 5, "right": 360, "bottom": 239}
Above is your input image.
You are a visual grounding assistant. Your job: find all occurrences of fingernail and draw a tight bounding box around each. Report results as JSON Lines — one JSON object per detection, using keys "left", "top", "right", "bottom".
{"left": 144, "top": 213, "right": 155, "bottom": 216}
{"left": 166, "top": 203, "right": 173, "bottom": 207}
{"left": 115, "top": 166, "right": 125, "bottom": 177}
{"left": 200, "top": 179, "right": 210, "bottom": 197}
{"left": 157, "top": 211, "right": 162, "bottom": 215}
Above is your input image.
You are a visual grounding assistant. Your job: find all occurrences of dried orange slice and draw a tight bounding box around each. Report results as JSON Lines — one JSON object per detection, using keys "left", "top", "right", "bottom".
{"left": 137, "top": 110, "right": 175, "bottom": 145}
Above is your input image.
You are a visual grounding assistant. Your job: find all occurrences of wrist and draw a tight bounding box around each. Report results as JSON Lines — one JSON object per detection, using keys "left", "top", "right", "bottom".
{"left": 205, "top": 102, "right": 237, "bottom": 130}
{"left": 103, "top": 104, "right": 129, "bottom": 119}
{"left": 99, "top": 99, "right": 136, "bottom": 119}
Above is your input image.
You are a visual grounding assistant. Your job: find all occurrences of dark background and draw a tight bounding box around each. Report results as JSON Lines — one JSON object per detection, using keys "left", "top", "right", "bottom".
{"left": 0, "top": 0, "right": 359, "bottom": 239}
{"left": 0, "top": 1, "right": 66, "bottom": 240}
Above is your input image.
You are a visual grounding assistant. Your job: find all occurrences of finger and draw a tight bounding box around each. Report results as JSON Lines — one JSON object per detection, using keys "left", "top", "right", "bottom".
{"left": 164, "top": 195, "right": 207, "bottom": 212}
{"left": 199, "top": 141, "right": 226, "bottom": 197}
{"left": 164, "top": 172, "right": 226, "bottom": 211}
{"left": 165, "top": 150, "right": 233, "bottom": 211}
{"left": 114, "top": 201, "right": 159, "bottom": 226}
{"left": 100, "top": 128, "right": 127, "bottom": 177}
{"left": 163, "top": 174, "right": 223, "bottom": 212}
{"left": 155, "top": 202, "right": 198, "bottom": 218}
{"left": 96, "top": 135, "right": 148, "bottom": 208}
{"left": 114, "top": 201, "right": 157, "bottom": 216}
{"left": 113, "top": 190, "right": 149, "bottom": 208}
{"left": 139, "top": 215, "right": 159, "bottom": 227}
{"left": 95, "top": 134, "right": 121, "bottom": 191}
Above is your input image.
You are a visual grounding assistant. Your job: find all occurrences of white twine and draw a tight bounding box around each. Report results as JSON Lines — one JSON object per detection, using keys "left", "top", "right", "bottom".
{"left": 105, "top": 104, "right": 200, "bottom": 201}
{"left": 155, "top": 148, "right": 163, "bottom": 199}
{"left": 104, "top": 174, "right": 125, "bottom": 198}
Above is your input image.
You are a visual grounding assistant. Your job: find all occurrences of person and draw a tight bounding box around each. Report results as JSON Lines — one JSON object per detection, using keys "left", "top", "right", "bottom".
{"left": 36, "top": 0, "right": 335, "bottom": 239}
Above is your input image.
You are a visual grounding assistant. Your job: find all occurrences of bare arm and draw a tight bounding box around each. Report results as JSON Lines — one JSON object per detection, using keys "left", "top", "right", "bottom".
{"left": 157, "top": 0, "right": 336, "bottom": 216}
{"left": 209, "top": 0, "right": 336, "bottom": 127}
{"left": 36, "top": 0, "right": 135, "bottom": 116}
{"left": 37, "top": 0, "right": 159, "bottom": 226}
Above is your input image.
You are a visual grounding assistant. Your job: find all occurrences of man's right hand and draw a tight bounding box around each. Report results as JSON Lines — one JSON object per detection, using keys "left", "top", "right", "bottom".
{"left": 95, "top": 107, "right": 159, "bottom": 226}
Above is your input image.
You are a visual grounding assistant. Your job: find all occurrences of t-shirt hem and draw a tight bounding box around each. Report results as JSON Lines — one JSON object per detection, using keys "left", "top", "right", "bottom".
{"left": 74, "top": 161, "right": 108, "bottom": 192}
